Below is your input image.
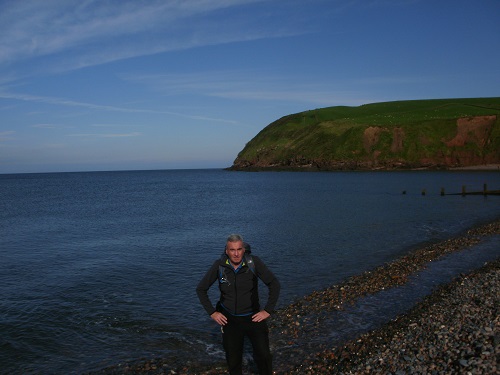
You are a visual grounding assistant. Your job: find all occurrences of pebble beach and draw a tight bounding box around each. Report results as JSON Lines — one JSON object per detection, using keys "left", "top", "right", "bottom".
{"left": 280, "top": 254, "right": 499, "bottom": 374}
{"left": 96, "top": 220, "right": 500, "bottom": 375}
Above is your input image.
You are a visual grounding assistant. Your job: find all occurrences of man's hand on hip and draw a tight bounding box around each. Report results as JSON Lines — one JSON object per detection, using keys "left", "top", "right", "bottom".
{"left": 211, "top": 311, "right": 227, "bottom": 326}
{"left": 252, "top": 310, "right": 270, "bottom": 322}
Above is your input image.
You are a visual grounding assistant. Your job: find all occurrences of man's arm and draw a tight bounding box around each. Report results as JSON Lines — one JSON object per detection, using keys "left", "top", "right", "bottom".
{"left": 196, "top": 261, "right": 220, "bottom": 315}
{"left": 254, "top": 256, "right": 281, "bottom": 314}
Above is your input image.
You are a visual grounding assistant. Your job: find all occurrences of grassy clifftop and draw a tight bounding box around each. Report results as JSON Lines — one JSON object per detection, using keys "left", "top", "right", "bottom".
{"left": 229, "top": 98, "right": 500, "bottom": 171}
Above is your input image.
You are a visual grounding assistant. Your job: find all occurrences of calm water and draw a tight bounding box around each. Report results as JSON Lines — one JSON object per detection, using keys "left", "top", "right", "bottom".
{"left": 1, "top": 169, "right": 499, "bottom": 373}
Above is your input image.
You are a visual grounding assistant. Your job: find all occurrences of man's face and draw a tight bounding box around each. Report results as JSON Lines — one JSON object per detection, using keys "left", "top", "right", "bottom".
{"left": 226, "top": 240, "right": 245, "bottom": 266}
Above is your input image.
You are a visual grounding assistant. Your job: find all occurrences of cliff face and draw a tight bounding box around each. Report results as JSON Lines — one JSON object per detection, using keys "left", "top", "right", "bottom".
{"left": 229, "top": 99, "right": 500, "bottom": 171}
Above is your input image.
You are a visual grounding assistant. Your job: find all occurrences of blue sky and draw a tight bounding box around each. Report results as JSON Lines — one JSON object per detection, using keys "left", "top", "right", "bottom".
{"left": 1, "top": 0, "right": 499, "bottom": 174}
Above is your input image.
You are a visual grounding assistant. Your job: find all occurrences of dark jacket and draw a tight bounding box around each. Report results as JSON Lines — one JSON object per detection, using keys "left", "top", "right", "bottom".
{"left": 196, "top": 254, "right": 280, "bottom": 316}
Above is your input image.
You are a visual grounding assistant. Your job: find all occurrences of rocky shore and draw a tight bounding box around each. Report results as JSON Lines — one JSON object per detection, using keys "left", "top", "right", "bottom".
{"left": 281, "top": 257, "right": 499, "bottom": 374}
{"left": 95, "top": 219, "right": 499, "bottom": 375}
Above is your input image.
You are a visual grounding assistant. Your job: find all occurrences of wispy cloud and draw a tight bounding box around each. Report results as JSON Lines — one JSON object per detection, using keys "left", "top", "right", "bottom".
{"left": 125, "top": 71, "right": 367, "bottom": 106}
{"left": 67, "top": 132, "right": 142, "bottom": 138}
{"left": 352, "top": 75, "right": 433, "bottom": 85}
{"left": 0, "top": 0, "right": 305, "bottom": 73}
{"left": 90, "top": 123, "right": 131, "bottom": 128}
{"left": 0, "top": 91, "right": 237, "bottom": 123}
{"left": 27, "top": 122, "right": 142, "bottom": 140}
{"left": 0, "top": 130, "right": 15, "bottom": 141}
{"left": 32, "top": 123, "right": 59, "bottom": 129}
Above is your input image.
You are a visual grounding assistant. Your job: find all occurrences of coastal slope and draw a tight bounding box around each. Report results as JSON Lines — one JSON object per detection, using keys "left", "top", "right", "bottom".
{"left": 229, "top": 98, "right": 500, "bottom": 171}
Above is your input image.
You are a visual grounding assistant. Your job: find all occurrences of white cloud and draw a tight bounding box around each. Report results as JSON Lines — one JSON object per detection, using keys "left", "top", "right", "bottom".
{"left": 124, "top": 71, "right": 367, "bottom": 106}
{"left": 67, "top": 132, "right": 142, "bottom": 138}
{"left": 0, "top": 0, "right": 302, "bottom": 72}
{"left": 32, "top": 124, "right": 58, "bottom": 129}
{"left": 0, "top": 91, "right": 236, "bottom": 123}
{"left": 352, "top": 76, "right": 433, "bottom": 85}
{"left": 0, "top": 130, "right": 15, "bottom": 141}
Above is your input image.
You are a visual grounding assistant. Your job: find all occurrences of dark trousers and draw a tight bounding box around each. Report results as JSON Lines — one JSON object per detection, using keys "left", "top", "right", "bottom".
{"left": 222, "top": 314, "right": 273, "bottom": 375}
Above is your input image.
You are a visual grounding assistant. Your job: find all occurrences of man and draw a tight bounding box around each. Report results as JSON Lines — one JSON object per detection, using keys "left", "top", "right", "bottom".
{"left": 196, "top": 234, "right": 280, "bottom": 375}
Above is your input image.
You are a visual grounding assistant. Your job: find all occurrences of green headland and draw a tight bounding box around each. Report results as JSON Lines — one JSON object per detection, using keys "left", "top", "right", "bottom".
{"left": 229, "top": 97, "right": 500, "bottom": 171}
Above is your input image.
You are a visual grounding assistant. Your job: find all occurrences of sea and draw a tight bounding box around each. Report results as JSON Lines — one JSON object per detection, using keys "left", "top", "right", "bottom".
{"left": 1, "top": 169, "right": 499, "bottom": 374}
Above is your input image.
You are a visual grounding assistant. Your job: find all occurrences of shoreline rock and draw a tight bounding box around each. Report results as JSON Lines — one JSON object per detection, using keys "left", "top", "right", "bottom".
{"left": 450, "top": 163, "right": 500, "bottom": 170}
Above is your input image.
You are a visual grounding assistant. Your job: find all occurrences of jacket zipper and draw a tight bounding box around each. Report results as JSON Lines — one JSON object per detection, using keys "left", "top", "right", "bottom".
{"left": 233, "top": 268, "right": 238, "bottom": 315}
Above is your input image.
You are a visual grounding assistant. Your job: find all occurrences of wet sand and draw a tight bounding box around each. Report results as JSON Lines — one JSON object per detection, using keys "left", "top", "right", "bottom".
{"left": 94, "top": 219, "right": 500, "bottom": 374}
